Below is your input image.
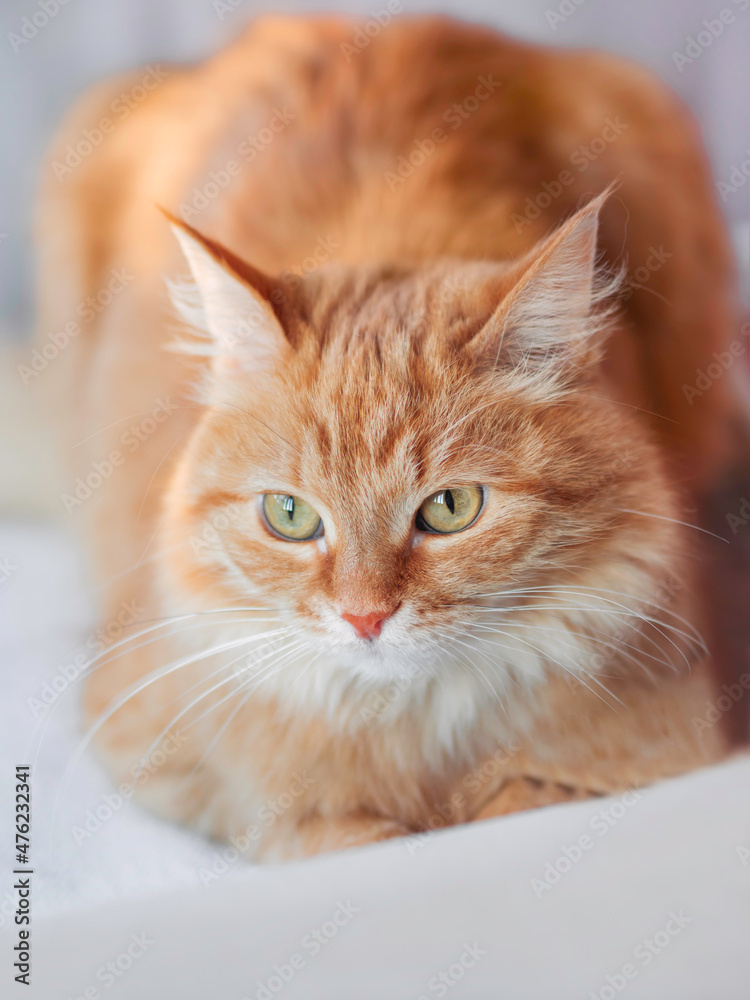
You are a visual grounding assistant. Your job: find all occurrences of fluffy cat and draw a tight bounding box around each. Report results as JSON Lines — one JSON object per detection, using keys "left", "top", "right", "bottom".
{"left": 36, "top": 16, "right": 748, "bottom": 859}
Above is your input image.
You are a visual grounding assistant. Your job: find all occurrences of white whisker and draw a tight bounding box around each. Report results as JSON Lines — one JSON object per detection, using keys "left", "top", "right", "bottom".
{"left": 616, "top": 507, "right": 729, "bottom": 545}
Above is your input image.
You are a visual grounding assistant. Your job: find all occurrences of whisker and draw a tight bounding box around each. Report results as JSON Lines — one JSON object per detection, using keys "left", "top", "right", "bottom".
{"left": 28, "top": 612, "right": 287, "bottom": 764}
{"left": 469, "top": 624, "right": 624, "bottom": 709}
{"left": 467, "top": 605, "right": 682, "bottom": 668}
{"left": 468, "top": 587, "right": 704, "bottom": 652}
{"left": 616, "top": 507, "right": 729, "bottom": 545}
{"left": 52, "top": 631, "right": 276, "bottom": 820}
{"left": 472, "top": 583, "right": 703, "bottom": 641}
{"left": 181, "top": 637, "right": 308, "bottom": 734}
{"left": 127, "top": 634, "right": 306, "bottom": 790}
{"left": 131, "top": 429, "right": 192, "bottom": 542}
{"left": 77, "top": 608, "right": 284, "bottom": 674}
{"left": 90, "top": 539, "right": 197, "bottom": 590}
{"left": 578, "top": 393, "right": 680, "bottom": 426}
{"left": 174, "top": 638, "right": 312, "bottom": 788}
{"left": 441, "top": 635, "right": 507, "bottom": 706}
{"left": 143, "top": 627, "right": 293, "bottom": 717}
{"left": 69, "top": 407, "right": 201, "bottom": 449}
{"left": 463, "top": 619, "right": 666, "bottom": 678}
{"left": 478, "top": 601, "right": 694, "bottom": 672}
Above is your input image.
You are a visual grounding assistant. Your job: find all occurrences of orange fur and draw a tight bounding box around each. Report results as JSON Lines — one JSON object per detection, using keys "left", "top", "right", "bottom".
{"left": 37, "top": 16, "right": 746, "bottom": 859}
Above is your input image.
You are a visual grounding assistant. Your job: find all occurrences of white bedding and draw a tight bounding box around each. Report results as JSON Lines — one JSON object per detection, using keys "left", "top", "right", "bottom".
{"left": 1, "top": 519, "right": 749, "bottom": 998}
{"left": 0, "top": 522, "right": 220, "bottom": 923}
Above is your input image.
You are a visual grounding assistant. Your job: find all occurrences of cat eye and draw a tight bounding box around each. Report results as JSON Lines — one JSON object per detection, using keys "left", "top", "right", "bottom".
{"left": 417, "top": 486, "right": 484, "bottom": 534}
{"left": 262, "top": 494, "right": 323, "bottom": 541}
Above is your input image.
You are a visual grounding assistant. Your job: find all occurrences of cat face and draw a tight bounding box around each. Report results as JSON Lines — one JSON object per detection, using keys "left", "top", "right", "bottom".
{"left": 163, "top": 199, "right": 680, "bottom": 690}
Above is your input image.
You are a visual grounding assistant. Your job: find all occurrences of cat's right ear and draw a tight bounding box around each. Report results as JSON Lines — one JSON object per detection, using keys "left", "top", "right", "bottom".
{"left": 164, "top": 212, "right": 293, "bottom": 376}
{"left": 464, "top": 191, "right": 619, "bottom": 392}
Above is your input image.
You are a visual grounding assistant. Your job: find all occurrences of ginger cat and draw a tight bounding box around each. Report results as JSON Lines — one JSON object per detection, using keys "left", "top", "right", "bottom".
{"left": 36, "top": 16, "right": 749, "bottom": 859}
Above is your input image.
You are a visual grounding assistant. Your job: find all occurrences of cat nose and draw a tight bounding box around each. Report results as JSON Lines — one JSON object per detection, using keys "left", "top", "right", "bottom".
{"left": 341, "top": 607, "right": 398, "bottom": 640}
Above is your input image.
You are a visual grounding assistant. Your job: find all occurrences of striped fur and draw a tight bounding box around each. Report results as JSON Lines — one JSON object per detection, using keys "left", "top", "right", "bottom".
{"left": 37, "top": 16, "right": 741, "bottom": 858}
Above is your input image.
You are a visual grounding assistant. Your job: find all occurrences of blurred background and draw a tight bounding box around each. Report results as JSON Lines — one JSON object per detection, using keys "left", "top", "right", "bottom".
{"left": 0, "top": 0, "right": 748, "bottom": 352}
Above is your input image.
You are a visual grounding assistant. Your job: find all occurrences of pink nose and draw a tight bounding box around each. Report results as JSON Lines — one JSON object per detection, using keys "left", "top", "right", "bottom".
{"left": 341, "top": 608, "right": 396, "bottom": 640}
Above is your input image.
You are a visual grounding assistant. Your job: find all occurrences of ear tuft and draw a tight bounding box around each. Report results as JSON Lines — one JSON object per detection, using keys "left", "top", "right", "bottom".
{"left": 468, "top": 190, "right": 621, "bottom": 388}
{"left": 165, "top": 217, "right": 292, "bottom": 377}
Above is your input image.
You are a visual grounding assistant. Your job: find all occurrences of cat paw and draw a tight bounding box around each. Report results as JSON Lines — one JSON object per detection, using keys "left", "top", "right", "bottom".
{"left": 259, "top": 815, "right": 409, "bottom": 861}
{"left": 473, "top": 776, "right": 595, "bottom": 821}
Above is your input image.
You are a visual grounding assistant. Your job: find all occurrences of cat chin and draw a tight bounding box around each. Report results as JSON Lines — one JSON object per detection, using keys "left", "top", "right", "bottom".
{"left": 255, "top": 638, "right": 507, "bottom": 741}
{"left": 319, "top": 639, "right": 445, "bottom": 687}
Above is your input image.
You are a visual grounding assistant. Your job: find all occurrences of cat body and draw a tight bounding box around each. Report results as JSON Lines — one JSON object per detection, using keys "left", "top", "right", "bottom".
{"left": 37, "top": 17, "right": 744, "bottom": 858}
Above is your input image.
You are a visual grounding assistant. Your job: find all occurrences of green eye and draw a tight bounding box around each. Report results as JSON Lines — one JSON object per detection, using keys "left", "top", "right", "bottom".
{"left": 262, "top": 494, "right": 322, "bottom": 541}
{"left": 417, "top": 486, "right": 483, "bottom": 534}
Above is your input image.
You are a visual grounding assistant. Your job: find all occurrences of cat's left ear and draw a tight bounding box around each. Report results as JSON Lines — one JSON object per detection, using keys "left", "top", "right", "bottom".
{"left": 467, "top": 191, "right": 616, "bottom": 382}
{"left": 165, "top": 213, "right": 293, "bottom": 375}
